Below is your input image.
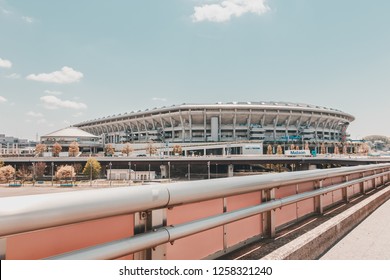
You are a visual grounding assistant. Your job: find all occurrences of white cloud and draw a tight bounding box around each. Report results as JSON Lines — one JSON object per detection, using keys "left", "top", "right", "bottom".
{"left": 26, "top": 111, "right": 44, "bottom": 118}
{"left": 44, "top": 90, "right": 62, "bottom": 95}
{"left": 1, "top": 7, "right": 11, "bottom": 15}
{"left": 0, "top": 96, "right": 7, "bottom": 103}
{"left": 27, "top": 66, "right": 84, "bottom": 84}
{"left": 73, "top": 112, "right": 84, "bottom": 117}
{"left": 192, "top": 0, "right": 270, "bottom": 22}
{"left": 40, "top": 95, "right": 87, "bottom": 110}
{"left": 0, "top": 58, "right": 12, "bottom": 68}
{"left": 152, "top": 97, "right": 167, "bottom": 102}
{"left": 5, "top": 73, "right": 20, "bottom": 79}
{"left": 21, "top": 16, "right": 34, "bottom": 23}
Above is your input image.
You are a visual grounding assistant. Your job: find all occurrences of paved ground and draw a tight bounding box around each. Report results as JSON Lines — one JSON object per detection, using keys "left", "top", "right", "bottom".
{"left": 320, "top": 198, "right": 390, "bottom": 259}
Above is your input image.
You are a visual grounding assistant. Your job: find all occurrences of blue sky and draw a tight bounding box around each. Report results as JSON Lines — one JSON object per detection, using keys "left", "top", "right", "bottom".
{"left": 0, "top": 0, "right": 389, "bottom": 140}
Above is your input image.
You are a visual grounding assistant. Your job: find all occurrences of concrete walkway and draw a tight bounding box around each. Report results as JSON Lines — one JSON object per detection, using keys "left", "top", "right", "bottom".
{"left": 320, "top": 198, "right": 390, "bottom": 259}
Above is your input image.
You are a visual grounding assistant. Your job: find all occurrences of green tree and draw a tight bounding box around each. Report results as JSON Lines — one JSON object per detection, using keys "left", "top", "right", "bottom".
{"left": 0, "top": 161, "right": 4, "bottom": 168}
{"left": 82, "top": 158, "right": 101, "bottom": 180}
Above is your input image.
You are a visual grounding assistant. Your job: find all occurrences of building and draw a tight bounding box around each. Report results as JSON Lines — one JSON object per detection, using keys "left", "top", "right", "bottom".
{"left": 0, "top": 134, "right": 36, "bottom": 155}
{"left": 106, "top": 169, "right": 156, "bottom": 181}
{"left": 40, "top": 126, "right": 103, "bottom": 154}
{"left": 74, "top": 102, "right": 354, "bottom": 148}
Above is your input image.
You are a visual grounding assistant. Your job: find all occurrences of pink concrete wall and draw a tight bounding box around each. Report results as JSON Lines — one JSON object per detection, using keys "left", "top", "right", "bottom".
{"left": 276, "top": 203, "right": 297, "bottom": 227}
{"left": 7, "top": 214, "right": 134, "bottom": 260}
{"left": 166, "top": 199, "right": 224, "bottom": 259}
{"left": 225, "top": 192, "right": 262, "bottom": 247}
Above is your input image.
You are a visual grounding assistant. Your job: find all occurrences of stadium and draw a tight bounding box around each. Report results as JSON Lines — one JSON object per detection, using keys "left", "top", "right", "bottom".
{"left": 73, "top": 101, "right": 354, "bottom": 155}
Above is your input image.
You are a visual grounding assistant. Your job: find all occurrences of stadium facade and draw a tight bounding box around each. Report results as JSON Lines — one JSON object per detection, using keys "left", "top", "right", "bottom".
{"left": 74, "top": 102, "right": 354, "bottom": 146}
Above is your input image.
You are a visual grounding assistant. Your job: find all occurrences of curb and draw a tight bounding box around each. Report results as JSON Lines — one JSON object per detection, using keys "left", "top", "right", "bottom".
{"left": 261, "top": 185, "right": 390, "bottom": 260}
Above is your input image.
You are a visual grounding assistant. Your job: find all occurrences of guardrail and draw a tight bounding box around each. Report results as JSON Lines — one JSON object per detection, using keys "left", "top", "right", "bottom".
{"left": 1, "top": 163, "right": 390, "bottom": 260}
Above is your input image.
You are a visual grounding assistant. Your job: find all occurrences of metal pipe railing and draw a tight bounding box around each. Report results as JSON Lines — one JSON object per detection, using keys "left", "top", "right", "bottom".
{"left": 1, "top": 163, "right": 389, "bottom": 237}
{"left": 47, "top": 169, "right": 390, "bottom": 260}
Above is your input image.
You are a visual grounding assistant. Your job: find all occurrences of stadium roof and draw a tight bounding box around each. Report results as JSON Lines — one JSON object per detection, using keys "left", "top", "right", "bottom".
{"left": 42, "top": 126, "right": 99, "bottom": 138}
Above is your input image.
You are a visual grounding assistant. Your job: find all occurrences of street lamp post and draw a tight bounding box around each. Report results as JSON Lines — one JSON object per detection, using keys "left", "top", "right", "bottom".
{"left": 51, "top": 162, "right": 54, "bottom": 186}
{"left": 32, "top": 162, "right": 35, "bottom": 186}
{"left": 207, "top": 161, "right": 210, "bottom": 180}
{"left": 109, "top": 162, "right": 112, "bottom": 186}
{"left": 148, "top": 163, "right": 151, "bottom": 181}
{"left": 14, "top": 164, "right": 17, "bottom": 184}
{"left": 90, "top": 160, "right": 93, "bottom": 186}
{"left": 188, "top": 163, "right": 190, "bottom": 181}
{"left": 134, "top": 163, "right": 137, "bottom": 181}
{"left": 168, "top": 161, "right": 171, "bottom": 180}
{"left": 128, "top": 161, "right": 131, "bottom": 185}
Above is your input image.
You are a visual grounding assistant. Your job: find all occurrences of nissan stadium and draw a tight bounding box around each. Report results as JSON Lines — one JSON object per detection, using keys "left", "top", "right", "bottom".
{"left": 73, "top": 101, "right": 354, "bottom": 155}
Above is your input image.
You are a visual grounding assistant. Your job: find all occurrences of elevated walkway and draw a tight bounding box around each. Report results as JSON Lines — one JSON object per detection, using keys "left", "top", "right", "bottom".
{"left": 320, "top": 195, "right": 390, "bottom": 259}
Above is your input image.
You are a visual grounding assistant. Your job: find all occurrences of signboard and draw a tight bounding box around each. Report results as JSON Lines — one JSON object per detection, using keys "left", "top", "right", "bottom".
{"left": 285, "top": 150, "right": 311, "bottom": 156}
{"left": 242, "top": 144, "right": 263, "bottom": 155}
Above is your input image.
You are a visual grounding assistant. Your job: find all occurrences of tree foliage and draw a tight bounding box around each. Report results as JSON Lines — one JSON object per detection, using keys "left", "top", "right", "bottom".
{"left": 16, "top": 165, "right": 31, "bottom": 183}
{"left": 56, "top": 165, "right": 76, "bottom": 180}
{"left": 52, "top": 142, "right": 62, "bottom": 157}
{"left": 362, "top": 135, "right": 390, "bottom": 144}
{"left": 82, "top": 158, "right": 101, "bottom": 179}
{"left": 0, "top": 165, "right": 15, "bottom": 182}
{"left": 34, "top": 162, "right": 47, "bottom": 178}
{"left": 267, "top": 144, "right": 273, "bottom": 155}
{"left": 146, "top": 141, "right": 157, "bottom": 156}
{"left": 105, "top": 144, "right": 115, "bottom": 156}
{"left": 68, "top": 141, "right": 80, "bottom": 157}
{"left": 35, "top": 143, "right": 46, "bottom": 156}
{"left": 121, "top": 143, "right": 133, "bottom": 156}
{"left": 172, "top": 144, "right": 183, "bottom": 155}
{"left": 276, "top": 145, "right": 283, "bottom": 155}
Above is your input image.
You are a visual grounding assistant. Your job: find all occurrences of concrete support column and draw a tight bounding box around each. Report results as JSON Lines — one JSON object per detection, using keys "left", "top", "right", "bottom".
{"left": 228, "top": 164, "right": 234, "bottom": 177}
{"left": 160, "top": 165, "right": 168, "bottom": 179}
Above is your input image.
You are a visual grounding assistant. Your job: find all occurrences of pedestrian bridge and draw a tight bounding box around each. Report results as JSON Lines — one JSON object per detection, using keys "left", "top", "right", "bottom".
{"left": 1, "top": 163, "right": 390, "bottom": 260}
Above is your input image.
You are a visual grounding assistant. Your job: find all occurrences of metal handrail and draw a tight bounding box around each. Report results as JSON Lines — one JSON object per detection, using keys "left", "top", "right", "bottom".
{"left": 47, "top": 169, "right": 390, "bottom": 260}
{"left": 1, "top": 163, "right": 389, "bottom": 238}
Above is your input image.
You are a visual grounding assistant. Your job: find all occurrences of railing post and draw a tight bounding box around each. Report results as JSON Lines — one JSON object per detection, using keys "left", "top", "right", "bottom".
{"left": 0, "top": 238, "right": 5, "bottom": 260}
{"left": 361, "top": 172, "right": 367, "bottom": 194}
{"left": 314, "top": 180, "right": 324, "bottom": 214}
{"left": 343, "top": 175, "right": 350, "bottom": 203}
{"left": 262, "top": 188, "right": 276, "bottom": 238}
{"left": 148, "top": 209, "right": 167, "bottom": 260}
{"left": 133, "top": 211, "right": 149, "bottom": 260}
{"left": 223, "top": 198, "right": 228, "bottom": 251}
